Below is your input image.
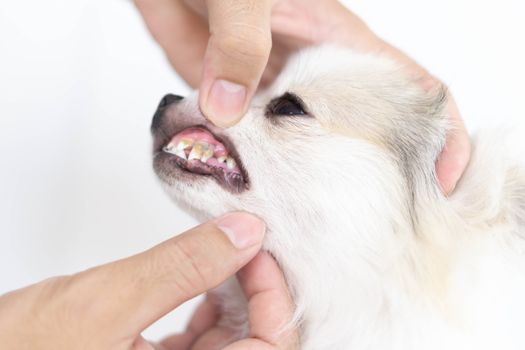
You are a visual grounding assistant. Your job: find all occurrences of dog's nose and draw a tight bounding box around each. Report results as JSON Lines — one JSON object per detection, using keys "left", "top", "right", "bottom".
{"left": 158, "top": 94, "right": 184, "bottom": 108}
{"left": 151, "top": 94, "right": 184, "bottom": 133}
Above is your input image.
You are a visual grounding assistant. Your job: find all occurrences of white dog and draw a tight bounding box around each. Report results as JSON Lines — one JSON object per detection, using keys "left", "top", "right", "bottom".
{"left": 151, "top": 47, "right": 525, "bottom": 350}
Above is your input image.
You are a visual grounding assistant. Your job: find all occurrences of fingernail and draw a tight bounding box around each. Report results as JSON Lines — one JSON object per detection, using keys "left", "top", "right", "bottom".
{"left": 215, "top": 212, "right": 265, "bottom": 250}
{"left": 206, "top": 80, "right": 246, "bottom": 127}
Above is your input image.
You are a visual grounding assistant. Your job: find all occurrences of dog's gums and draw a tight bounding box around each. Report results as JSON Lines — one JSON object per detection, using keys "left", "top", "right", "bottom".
{"left": 161, "top": 126, "right": 247, "bottom": 193}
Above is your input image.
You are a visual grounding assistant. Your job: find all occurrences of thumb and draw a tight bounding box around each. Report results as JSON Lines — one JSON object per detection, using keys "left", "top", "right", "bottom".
{"left": 77, "top": 212, "right": 265, "bottom": 338}
{"left": 199, "top": 0, "right": 273, "bottom": 127}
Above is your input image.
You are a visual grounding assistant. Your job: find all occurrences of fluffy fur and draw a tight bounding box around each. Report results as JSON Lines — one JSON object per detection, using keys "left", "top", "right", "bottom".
{"left": 153, "top": 46, "right": 525, "bottom": 349}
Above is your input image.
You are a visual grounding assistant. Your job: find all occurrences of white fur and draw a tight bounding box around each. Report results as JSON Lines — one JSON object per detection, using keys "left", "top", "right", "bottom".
{"left": 154, "top": 47, "right": 525, "bottom": 349}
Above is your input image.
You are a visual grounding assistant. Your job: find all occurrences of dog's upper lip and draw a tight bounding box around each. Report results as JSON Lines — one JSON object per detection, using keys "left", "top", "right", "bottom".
{"left": 154, "top": 124, "right": 249, "bottom": 193}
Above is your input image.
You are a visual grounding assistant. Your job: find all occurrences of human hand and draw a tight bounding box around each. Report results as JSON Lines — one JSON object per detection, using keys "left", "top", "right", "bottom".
{"left": 134, "top": 0, "right": 469, "bottom": 193}
{"left": 0, "top": 212, "right": 298, "bottom": 350}
{"left": 159, "top": 252, "right": 298, "bottom": 350}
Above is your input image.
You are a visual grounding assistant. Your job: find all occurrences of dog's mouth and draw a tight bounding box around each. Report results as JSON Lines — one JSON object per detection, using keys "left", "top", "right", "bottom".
{"left": 157, "top": 126, "right": 248, "bottom": 193}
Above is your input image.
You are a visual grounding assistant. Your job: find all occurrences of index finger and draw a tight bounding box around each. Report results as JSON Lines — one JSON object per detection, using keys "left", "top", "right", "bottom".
{"left": 70, "top": 213, "right": 265, "bottom": 339}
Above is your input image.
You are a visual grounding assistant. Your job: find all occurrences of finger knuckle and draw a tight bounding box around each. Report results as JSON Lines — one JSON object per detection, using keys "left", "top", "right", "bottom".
{"left": 30, "top": 276, "right": 88, "bottom": 335}
{"left": 33, "top": 276, "right": 74, "bottom": 308}
{"left": 160, "top": 236, "right": 215, "bottom": 297}
{"left": 214, "top": 29, "right": 272, "bottom": 63}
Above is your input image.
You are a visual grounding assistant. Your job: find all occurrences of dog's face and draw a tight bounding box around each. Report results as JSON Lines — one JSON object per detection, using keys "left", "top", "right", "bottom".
{"left": 151, "top": 47, "right": 447, "bottom": 258}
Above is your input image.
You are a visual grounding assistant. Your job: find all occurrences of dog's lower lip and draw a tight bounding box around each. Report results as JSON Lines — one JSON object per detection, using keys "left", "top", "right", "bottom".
{"left": 158, "top": 126, "right": 248, "bottom": 193}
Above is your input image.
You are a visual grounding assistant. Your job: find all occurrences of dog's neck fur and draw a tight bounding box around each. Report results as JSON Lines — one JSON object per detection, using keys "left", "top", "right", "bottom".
{"left": 264, "top": 164, "right": 451, "bottom": 345}
{"left": 264, "top": 129, "right": 525, "bottom": 349}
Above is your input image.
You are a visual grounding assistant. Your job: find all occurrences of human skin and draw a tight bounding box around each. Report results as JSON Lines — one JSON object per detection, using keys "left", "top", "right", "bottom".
{"left": 0, "top": 212, "right": 299, "bottom": 350}
{"left": 134, "top": 0, "right": 470, "bottom": 194}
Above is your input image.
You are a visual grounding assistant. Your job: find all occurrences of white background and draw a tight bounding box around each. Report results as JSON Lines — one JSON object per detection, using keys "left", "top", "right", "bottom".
{"left": 1, "top": 0, "right": 524, "bottom": 341}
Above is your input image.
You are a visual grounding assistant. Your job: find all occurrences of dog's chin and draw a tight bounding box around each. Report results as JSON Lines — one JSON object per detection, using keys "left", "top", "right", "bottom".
{"left": 153, "top": 125, "right": 249, "bottom": 195}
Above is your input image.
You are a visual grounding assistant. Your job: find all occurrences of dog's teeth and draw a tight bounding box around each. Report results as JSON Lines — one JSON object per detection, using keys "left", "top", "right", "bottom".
{"left": 174, "top": 148, "right": 187, "bottom": 160}
{"left": 200, "top": 154, "right": 211, "bottom": 163}
{"left": 188, "top": 142, "right": 209, "bottom": 161}
{"left": 201, "top": 144, "right": 215, "bottom": 163}
{"left": 226, "top": 157, "right": 236, "bottom": 169}
{"left": 198, "top": 142, "right": 211, "bottom": 154}
{"left": 217, "top": 156, "right": 227, "bottom": 164}
{"left": 163, "top": 145, "right": 188, "bottom": 159}
{"left": 176, "top": 138, "right": 194, "bottom": 151}
{"left": 188, "top": 146, "right": 202, "bottom": 160}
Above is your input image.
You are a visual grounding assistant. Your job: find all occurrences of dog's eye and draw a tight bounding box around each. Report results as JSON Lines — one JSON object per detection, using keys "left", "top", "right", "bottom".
{"left": 267, "top": 93, "right": 307, "bottom": 117}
